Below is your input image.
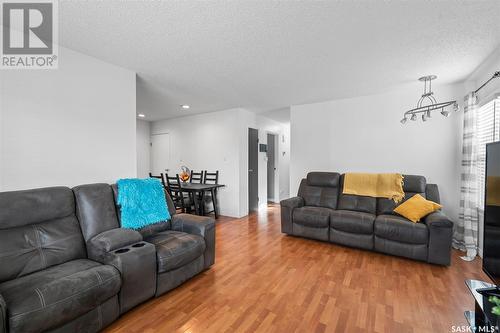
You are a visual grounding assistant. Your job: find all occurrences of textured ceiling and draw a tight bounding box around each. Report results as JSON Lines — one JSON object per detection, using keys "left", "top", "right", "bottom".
{"left": 59, "top": 1, "right": 500, "bottom": 121}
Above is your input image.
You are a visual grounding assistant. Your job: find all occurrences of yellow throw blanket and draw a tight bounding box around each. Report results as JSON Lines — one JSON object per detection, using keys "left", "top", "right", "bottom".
{"left": 343, "top": 173, "right": 405, "bottom": 203}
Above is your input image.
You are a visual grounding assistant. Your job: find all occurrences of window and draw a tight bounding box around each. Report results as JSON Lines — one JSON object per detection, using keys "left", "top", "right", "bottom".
{"left": 477, "top": 96, "right": 500, "bottom": 210}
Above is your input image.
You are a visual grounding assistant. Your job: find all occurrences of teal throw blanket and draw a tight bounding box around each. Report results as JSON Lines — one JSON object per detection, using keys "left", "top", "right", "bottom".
{"left": 117, "top": 178, "right": 170, "bottom": 230}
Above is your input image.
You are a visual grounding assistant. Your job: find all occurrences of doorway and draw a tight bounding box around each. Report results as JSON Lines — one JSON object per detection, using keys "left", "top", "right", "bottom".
{"left": 248, "top": 128, "right": 259, "bottom": 213}
{"left": 267, "top": 133, "right": 277, "bottom": 203}
{"left": 150, "top": 133, "right": 171, "bottom": 176}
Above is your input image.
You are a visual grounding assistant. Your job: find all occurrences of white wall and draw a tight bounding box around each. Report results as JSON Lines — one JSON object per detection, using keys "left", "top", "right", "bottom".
{"left": 152, "top": 109, "right": 242, "bottom": 217}
{"left": 0, "top": 46, "right": 137, "bottom": 191}
{"left": 151, "top": 108, "right": 289, "bottom": 218}
{"left": 136, "top": 119, "right": 151, "bottom": 178}
{"left": 291, "top": 83, "right": 463, "bottom": 221}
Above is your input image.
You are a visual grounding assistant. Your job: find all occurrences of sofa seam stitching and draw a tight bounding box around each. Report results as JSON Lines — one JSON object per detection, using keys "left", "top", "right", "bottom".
{"left": 10, "top": 275, "right": 117, "bottom": 319}
{"left": 33, "top": 225, "right": 46, "bottom": 269}
{"left": 93, "top": 270, "right": 103, "bottom": 285}
{"left": 0, "top": 234, "right": 83, "bottom": 259}
{"left": 34, "top": 287, "right": 46, "bottom": 308}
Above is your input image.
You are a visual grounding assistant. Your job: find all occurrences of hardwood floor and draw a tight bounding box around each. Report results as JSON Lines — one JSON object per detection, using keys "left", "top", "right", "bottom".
{"left": 105, "top": 204, "right": 487, "bottom": 333}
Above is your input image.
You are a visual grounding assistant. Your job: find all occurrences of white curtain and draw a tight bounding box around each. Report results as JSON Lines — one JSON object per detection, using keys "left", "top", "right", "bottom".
{"left": 453, "top": 92, "right": 480, "bottom": 260}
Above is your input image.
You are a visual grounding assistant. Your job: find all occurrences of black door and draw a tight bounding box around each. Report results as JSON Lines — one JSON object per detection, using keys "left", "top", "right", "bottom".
{"left": 267, "top": 133, "right": 276, "bottom": 202}
{"left": 248, "top": 128, "right": 259, "bottom": 212}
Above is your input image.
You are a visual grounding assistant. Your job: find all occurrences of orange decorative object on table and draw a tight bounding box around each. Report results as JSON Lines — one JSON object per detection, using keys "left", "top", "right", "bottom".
{"left": 180, "top": 165, "right": 190, "bottom": 182}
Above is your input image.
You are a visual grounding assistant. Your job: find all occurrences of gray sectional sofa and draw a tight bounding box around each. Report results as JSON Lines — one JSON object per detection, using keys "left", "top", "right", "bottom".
{"left": 0, "top": 183, "right": 215, "bottom": 333}
{"left": 281, "top": 172, "right": 453, "bottom": 265}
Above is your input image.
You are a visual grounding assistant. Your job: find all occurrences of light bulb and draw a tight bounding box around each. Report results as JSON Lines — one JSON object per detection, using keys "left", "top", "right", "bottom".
{"left": 400, "top": 117, "right": 408, "bottom": 124}
{"left": 422, "top": 114, "right": 427, "bottom": 122}
{"left": 411, "top": 114, "right": 417, "bottom": 121}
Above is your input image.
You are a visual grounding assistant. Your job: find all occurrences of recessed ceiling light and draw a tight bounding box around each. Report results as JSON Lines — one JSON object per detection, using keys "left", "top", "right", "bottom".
{"left": 181, "top": 105, "right": 190, "bottom": 109}
{"left": 138, "top": 113, "right": 145, "bottom": 118}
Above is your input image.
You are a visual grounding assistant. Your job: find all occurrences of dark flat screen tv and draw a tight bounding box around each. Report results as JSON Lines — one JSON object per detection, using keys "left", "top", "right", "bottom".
{"left": 481, "top": 141, "right": 500, "bottom": 293}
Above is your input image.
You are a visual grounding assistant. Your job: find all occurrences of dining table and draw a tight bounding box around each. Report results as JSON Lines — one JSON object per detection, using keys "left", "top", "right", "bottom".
{"left": 179, "top": 183, "right": 225, "bottom": 218}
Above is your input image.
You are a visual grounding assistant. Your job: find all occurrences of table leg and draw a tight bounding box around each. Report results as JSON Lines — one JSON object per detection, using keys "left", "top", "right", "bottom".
{"left": 191, "top": 190, "right": 199, "bottom": 215}
{"left": 199, "top": 190, "right": 206, "bottom": 215}
{"left": 211, "top": 188, "right": 218, "bottom": 219}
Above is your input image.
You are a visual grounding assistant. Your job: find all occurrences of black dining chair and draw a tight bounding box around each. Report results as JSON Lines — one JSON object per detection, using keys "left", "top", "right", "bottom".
{"left": 148, "top": 172, "right": 167, "bottom": 188}
{"left": 188, "top": 170, "right": 204, "bottom": 211}
{"left": 190, "top": 171, "right": 204, "bottom": 184}
{"left": 165, "top": 173, "right": 189, "bottom": 213}
{"left": 203, "top": 170, "right": 219, "bottom": 218}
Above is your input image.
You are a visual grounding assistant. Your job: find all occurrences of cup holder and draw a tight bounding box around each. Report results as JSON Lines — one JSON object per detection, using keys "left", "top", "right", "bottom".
{"left": 132, "top": 242, "right": 146, "bottom": 248}
{"left": 115, "top": 248, "right": 130, "bottom": 254}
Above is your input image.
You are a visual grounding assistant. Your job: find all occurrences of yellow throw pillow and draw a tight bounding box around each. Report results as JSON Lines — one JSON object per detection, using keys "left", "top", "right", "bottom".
{"left": 393, "top": 194, "right": 442, "bottom": 223}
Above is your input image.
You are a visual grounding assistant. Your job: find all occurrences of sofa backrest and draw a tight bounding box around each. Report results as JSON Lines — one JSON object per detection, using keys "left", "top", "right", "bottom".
{"left": 337, "top": 174, "right": 377, "bottom": 214}
{"left": 73, "top": 183, "right": 121, "bottom": 242}
{"left": 111, "top": 184, "right": 177, "bottom": 238}
{"left": 376, "top": 175, "right": 428, "bottom": 215}
{"left": 298, "top": 172, "right": 340, "bottom": 209}
{"left": 0, "top": 187, "right": 86, "bottom": 283}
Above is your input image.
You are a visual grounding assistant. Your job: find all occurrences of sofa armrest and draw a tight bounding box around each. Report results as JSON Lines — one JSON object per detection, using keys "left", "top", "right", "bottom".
{"left": 173, "top": 214, "right": 216, "bottom": 269}
{"left": 424, "top": 211, "right": 453, "bottom": 265}
{"left": 280, "top": 196, "right": 304, "bottom": 209}
{"left": 87, "top": 228, "right": 143, "bottom": 261}
{"left": 424, "top": 210, "right": 453, "bottom": 228}
{"left": 0, "top": 293, "right": 6, "bottom": 333}
{"left": 87, "top": 228, "right": 156, "bottom": 314}
{"left": 425, "top": 184, "right": 441, "bottom": 204}
{"left": 280, "top": 196, "right": 304, "bottom": 235}
{"left": 174, "top": 213, "right": 215, "bottom": 237}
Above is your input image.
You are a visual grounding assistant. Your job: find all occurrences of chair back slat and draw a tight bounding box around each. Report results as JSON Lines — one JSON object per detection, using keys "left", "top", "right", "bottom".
{"left": 190, "top": 171, "right": 204, "bottom": 184}
{"left": 204, "top": 171, "right": 219, "bottom": 185}
{"left": 148, "top": 172, "right": 166, "bottom": 187}
{"left": 166, "top": 174, "right": 182, "bottom": 191}
{"left": 165, "top": 173, "right": 188, "bottom": 213}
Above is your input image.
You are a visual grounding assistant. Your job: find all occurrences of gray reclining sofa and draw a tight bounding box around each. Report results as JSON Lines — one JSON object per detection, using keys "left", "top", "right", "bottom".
{"left": 0, "top": 183, "right": 215, "bottom": 333}
{"left": 281, "top": 172, "right": 453, "bottom": 265}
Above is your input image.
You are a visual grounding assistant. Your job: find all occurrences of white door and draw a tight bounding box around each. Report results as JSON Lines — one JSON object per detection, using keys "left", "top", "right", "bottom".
{"left": 150, "top": 133, "right": 171, "bottom": 176}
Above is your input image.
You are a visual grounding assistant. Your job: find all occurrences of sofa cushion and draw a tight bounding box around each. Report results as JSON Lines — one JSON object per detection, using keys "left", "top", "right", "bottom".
{"left": 337, "top": 194, "right": 377, "bottom": 214}
{"left": 337, "top": 175, "right": 377, "bottom": 214}
{"left": 73, "top": 183, "right": 121, "bottom": 242}
{"left": 374, "top": 215, "right": 428, "bottom": 245}
{"left": 330, "top": 210, "right": 375, "bottom": 234}
{"left": 0, "top": 187, "right": 75, "bottom": 229}
{"left": 0, "top": 216, "right": 86, "bottom": 283}
{"left": 0, "top": 259, "right": 121, "bottom": 333}
{"left": 298, "top": 172, "right": 340, "bottom": 210}
{"left": 0, "top": 187, "right": 86, "bottom": 283}
{"left": 377, "top": 175, "right": 427, "bottom": 215}
{"left": 145, "top": 231, "right": 206, "bottom": 273}
{"left": 293, "top": 206, "right": 333, "bottom": 228}
{"left": 307, "top": 172, "right": 340, "bottom": 187}
{"left": 374, "top": 236, "right": 428, "bottom": 262}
